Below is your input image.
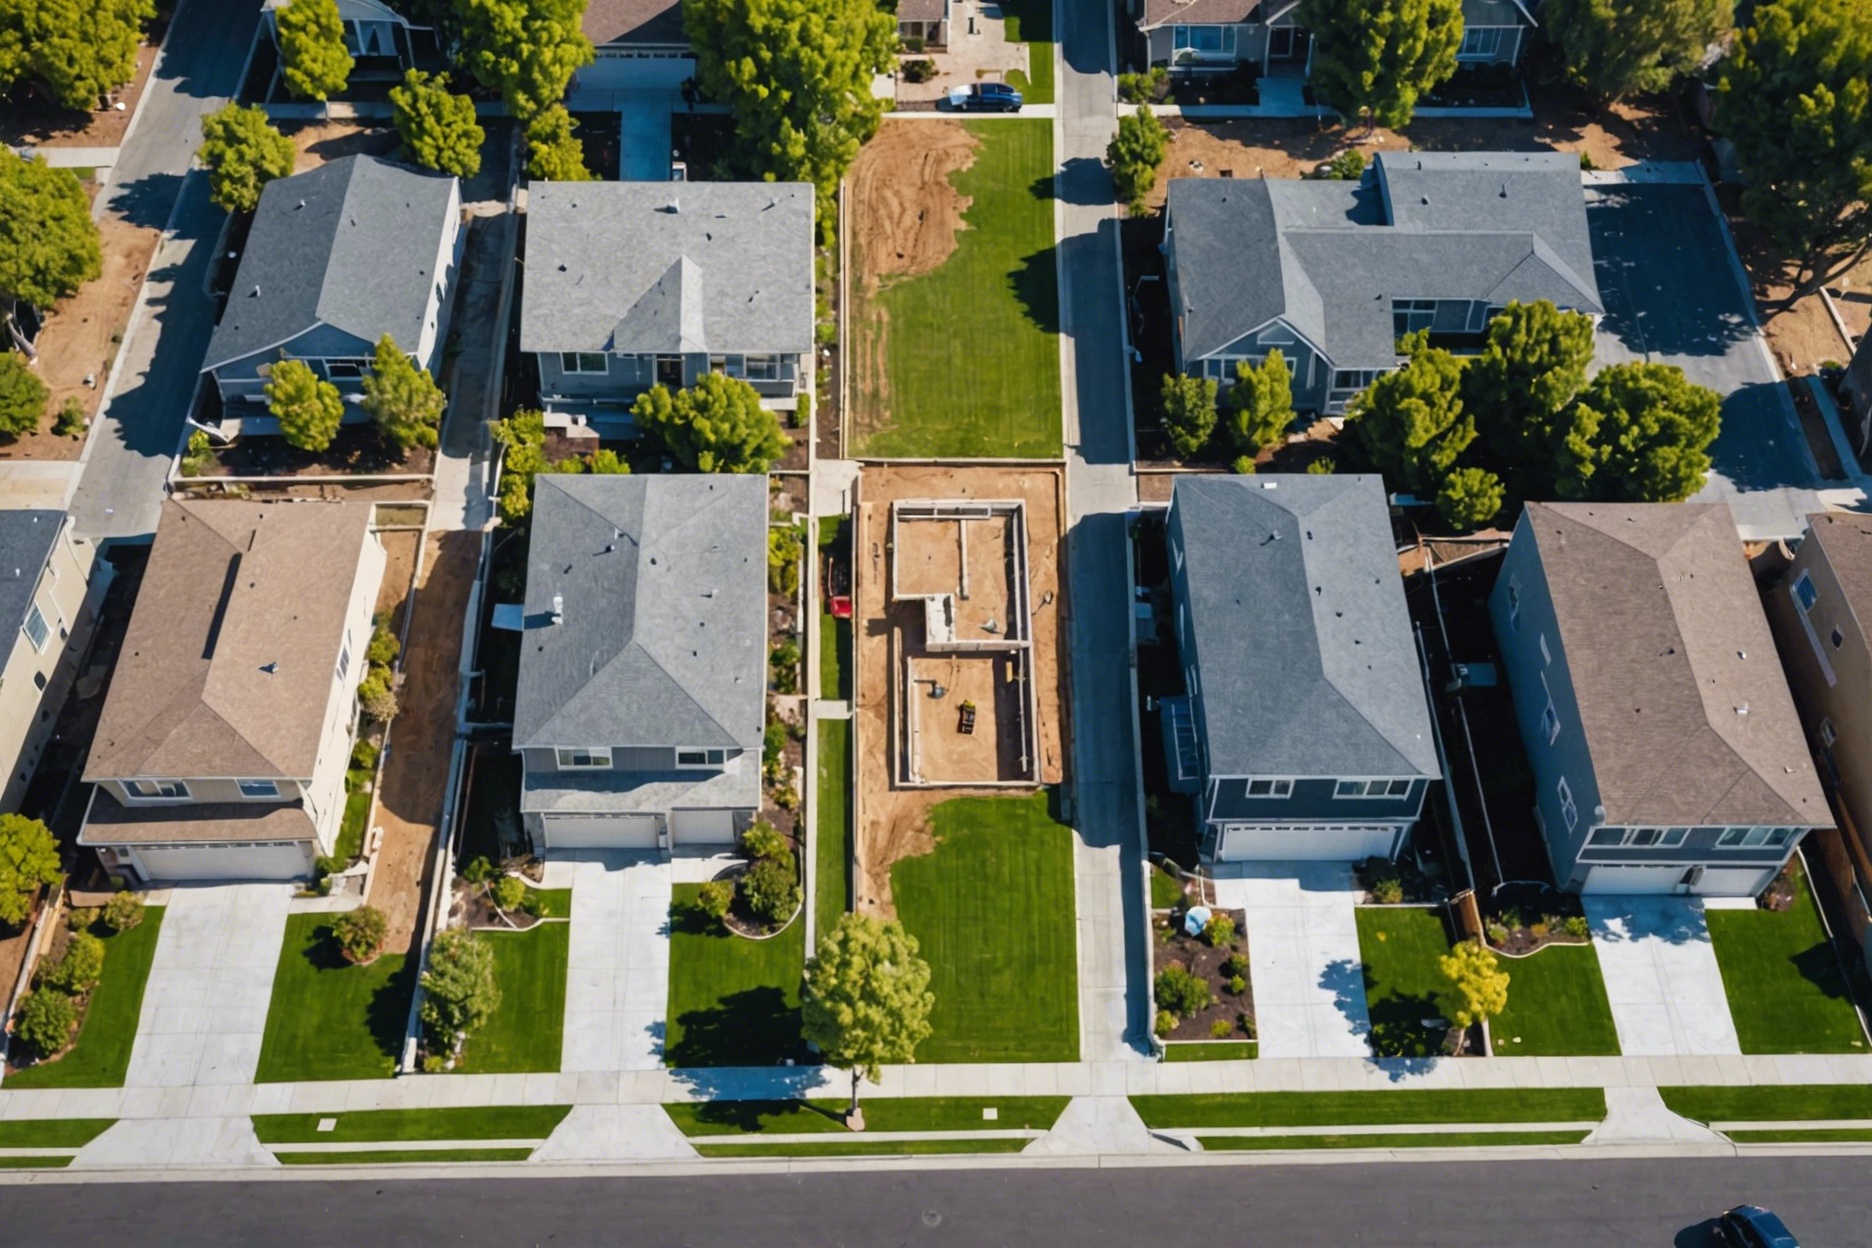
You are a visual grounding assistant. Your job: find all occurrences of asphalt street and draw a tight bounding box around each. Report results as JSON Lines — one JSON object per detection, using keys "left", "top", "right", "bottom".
{"left": 1, "top": 1154, "right": 1865, "bottom": 1246}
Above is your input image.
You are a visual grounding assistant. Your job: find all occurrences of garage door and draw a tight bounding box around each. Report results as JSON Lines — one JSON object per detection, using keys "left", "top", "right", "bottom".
{"left": 1691, "top": 866, "right": 1775, "bottom": 897}
{"left": 1214, "top": 824, "right": 1400, "bottom": 862}
{"left": 1582, "top": 864, "right": 1691, "bottom": 895}
{"left": 129, "top": 841, "right": 313, "bottom": 882}
{"left": 542, "top": 812, "right": 661, "bottom": 849}
{"left": 670, "top": 809, "right": 736, "bottom": 845}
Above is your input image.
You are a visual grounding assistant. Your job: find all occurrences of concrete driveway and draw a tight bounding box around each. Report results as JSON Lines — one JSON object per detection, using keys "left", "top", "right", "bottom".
{"left": 124, "top": 883, "right": 295, "bottom": 1088}
{"left": 1585, "top": 896, "right": 1742, "bottom": 1057}
{"left": 561, "top": 854, "right": 672, "bottom": 1072}
{"left": 1210, "top": 863, "right": 1371, "bottom": 1058}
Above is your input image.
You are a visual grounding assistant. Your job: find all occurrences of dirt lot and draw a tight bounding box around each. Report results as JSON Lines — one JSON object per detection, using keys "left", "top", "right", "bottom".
{"left": 287, "top": 120, "right": 399, "bottom": 172}
{"left": 1728, "top": 211, "right": 1872, "bottom": 379}
{"left": 851, "top": 465, "right": 1066, "bottom": 918}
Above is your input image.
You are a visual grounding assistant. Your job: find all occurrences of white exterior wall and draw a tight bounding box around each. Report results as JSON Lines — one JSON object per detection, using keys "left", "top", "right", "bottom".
{"left": 0, "top": 522, "right": 103, "bottom": 809}
{"left": 415, "top": 180, "right": 465, "bottom": 374}
{"left": 303, "top": 527, "right": 387, "bottom": 852}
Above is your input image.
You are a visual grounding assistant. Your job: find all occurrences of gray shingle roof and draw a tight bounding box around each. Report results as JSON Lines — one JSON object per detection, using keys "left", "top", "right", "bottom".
{"left": 1173, "top": 474, "right": 1439, "bottom": 779}
{"left": 0, "top": 510, "right": 64, "bottom": 641}
{"left": 1522, "top": 502, "right": 1826, "bottom": 827}
{"left": 201, "top": 155, "right": 458, "bottom": 373}
{"left": 513, "top": 475, "right": 768, "bottom": 752}
{"left": 1253, "top": 0, "right": 1532, "bottom": 27}
{"left": 520, "top": 182, "right": 814, "bottom": 357}
{"left": 1168, "top": 151, "right": 1601, "bottom": 367}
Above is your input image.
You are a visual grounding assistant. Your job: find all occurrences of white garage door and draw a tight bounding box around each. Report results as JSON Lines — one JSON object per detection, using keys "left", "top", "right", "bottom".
{"left": 1582, "top": 864, "right": 1691, "bottom": 895}
{"left": 1214, "top": 824, "right": 1400, "bottom": 862}
{"left": 1691, "top": 866, "right": 1775, "bottom": 897}
{"left": 129, "top": 841, "right": 313, "bottom": 882}
{"left": 543, "top": 812, "right": 661, "bottom": 849}
{"left": 670, "top": 809, "right": 736, "bottom": 845}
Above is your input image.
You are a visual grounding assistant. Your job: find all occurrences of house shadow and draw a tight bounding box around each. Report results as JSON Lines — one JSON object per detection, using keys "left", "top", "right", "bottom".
{"left": 666, "top": 1057, "right": 833, "bottom": 1111}
{"left": 665, "top": 986, "right": 809, "bottom": 1070}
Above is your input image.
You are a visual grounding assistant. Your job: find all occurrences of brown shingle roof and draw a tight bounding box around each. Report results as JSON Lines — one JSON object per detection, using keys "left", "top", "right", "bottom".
{"left": 85, "top": 498, "right": 377, "bottom": 783}
{"left": 79, "top": 789, "right": 318, "bottom": 845}
{"left": 896, "top": 0, "right": 946, "bottom": 22}
{"left": 582, "top": 0, "right": 687, "bottom": 46}
{"left": 1804, "top": 511, "right": 1872, "bottom": 618}
{"left": 1527, "top": 501, "right": 1826, "bottom": 828}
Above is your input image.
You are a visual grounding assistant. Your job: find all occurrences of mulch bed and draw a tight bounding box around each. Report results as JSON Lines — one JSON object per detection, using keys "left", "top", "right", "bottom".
{"left": 1153, "top": 908, "right": 1255, "bottom": 1044}
{"left": 456, "top": 884, "right": 546, "bottom": 931}
{"left": 210, "top": 425, "right": 435, "bottom": 478}
{"left": 1485, "top": 920, "right": 1589, "bottom": 957}
{"left": 709, "top": 860, "right": 800, "bottom": 939}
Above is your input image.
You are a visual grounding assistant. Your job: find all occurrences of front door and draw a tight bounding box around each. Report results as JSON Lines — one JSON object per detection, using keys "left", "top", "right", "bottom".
{"left": 656, "top": 355, "right": 684, "bottom": 388}
{"left": 1268, "top": 26, "right": 1293, "bottom": 58}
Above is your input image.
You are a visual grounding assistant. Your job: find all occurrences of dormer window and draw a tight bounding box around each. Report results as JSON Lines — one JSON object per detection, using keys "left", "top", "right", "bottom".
{"left": 676, "top": 749, "right": 726, "bottom": 768}
{"left": 128, "top": 779, "right": 190, "bottom": 800}
{"left": 557, "top": 748, "right": 611, "bottom": 768}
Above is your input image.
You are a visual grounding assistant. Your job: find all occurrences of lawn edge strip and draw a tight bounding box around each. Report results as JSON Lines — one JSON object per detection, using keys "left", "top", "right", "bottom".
{"left": 252, "top": 1106, "right": 573, "bottom": 1145}
{"left": 693, "top": 1138, "right": 1032, "bottom": 1158}
{"left": 1163, "top": 1041, "right": 1259, "bottom": 1062}
{"left": 0, "top": 1156, "right": 76, "bottom": 1169}
{"left": 1658, "top": 1085, "right": 1872, "bottom": 1125}
{"left": 1726, "top": 1128, "right": 1872, "bottom": 1143}
{"left": 0, "top": 1119, "right": 117, "bottom": 1149}
{"left": 1196, "top": 1130, "right": 1590, "bottom": 1152}
{"left": 273, "top": 1148, "right": 536, "bottom": 1165}
{"left": 1129, "top": 1089, "right": 1607, "bottom": 1130}
{"left": 663, "top": 1096, "right": 1071, "bottom": 1136}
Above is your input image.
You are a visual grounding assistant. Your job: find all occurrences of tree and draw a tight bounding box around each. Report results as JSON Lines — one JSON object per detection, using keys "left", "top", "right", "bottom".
{"left": 455, "top": 0, "right": 593, "bottom": 121}
{"left": 0, "top": 351, "right": 47, "bottom": 437}
{"left": 13, "top": 989, "right": 76, "bottom": 1058}
{"left": 358, "top": 670, "right": 398, "bottom": 721}
{"left": 1159, "top": 373, "right": 1217, "bottom": 460}
{"left": 1557, "top": 362, "right": 1720, "bottom": 503}
{"left": 1302, "top": 0, "right": 1463, "bottom": 129}
{"left": 0, "top": 0, "right": 155, "bottom": 111}
{"left": 1437, "top": 939, "right": 1509, "bottom": 1030}
{"left": 696, "top": 879, "right": 733, "bottom": 924}
{"left": 38, "top": 930, "right": 104, "bottom": 993}
{"left": 102, "top": 890, "right": 144, "bottom": 933}
{"left": 1107, "top": 104, "right": 1168, "bottom": 214}
{"left": 525, "top": 104, "right": 593, "bottom": 181}
{"left": 198, "top": 103, "right": 297, "bottom": 214}
{"left": 0, "top": 813, "right": 60, "bottom": 927}
{"left": 1436, "top": 466, "right": 1504, "bottom": 532}
{"left": 1544, "top": 0, "right": 1730, "bottom": 106}
{"left": 802, "top": 914, "right": 934, "bottom": 1123}
{"left": 685, "top": 0, "right": 897, "bottom": 226}
{"left": 275, "top": 0, "right": 353, "bottom": 101}
{"left": 0, "top": 149, "right": 102, "bottom": 314}
{"left": 631, "top": 373, "right": 789, "bottom": 473}
{"left": 1226, "top": 350, "right": 1294, "bottom": 458}
{"left": 1463, "top": 300, "right": 1596, "bottom": 496}
{"left": 1716, "top": 0, "right": 1872, "bottom": 299}
{"left": 390, "top": 69, "right": 484, "bottom": 178}
{"left": 419, "top": 928, "right": 501, "bottom": 1043}
{"left": 741, "top": 855, "right": 800, "bottom": 924}
{"left": 361, "top": 334, "right": 445, "bottom": 452}
{"left": 1342, "top": 337, "right": 1474, "bottom": 497}
{"left": 331, "top": 906, "right": 388, "bottom": 962}
{"left": 265, "top": 358, "right": 344, "bottom": 451}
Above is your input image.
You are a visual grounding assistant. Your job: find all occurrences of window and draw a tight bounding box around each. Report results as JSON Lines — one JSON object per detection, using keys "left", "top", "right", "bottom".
{"left": 128, "top": 779, "right": 189, "bottom": 799}
{"left": 336, "top": 639, "right": 351, "bottom": 683}
{"left": 1172, "top": 24, "right": 1235, "bottom": 55}
{"left": 1794, "top": 572, "right": 1818, "bottom": 611}
{"left": 1661, "top": 827, "right": 1688, "bottom": 847}
{"left": 1335, "top": 779, "right": 1411, "bottom": 797}
{"left": 237, "top": 779, "right": 280, "bottom": 798}
{"left": 1557, "top": 777, "right": 1577, "bottom": 831}
{"left": 1832, "top": 627, "right": 1846, "bottom": 649}
{"left": 323, "top": 359, "right": 365, "bottom": 379}
{"left": 676, "top": 749, "right": 726, "bottom": 767}
{"left": 742, "top": 354, "right": 780, "bottom": 381}
{"left": 560, "top": 352, "right": 608, "bottom": 374}
{"left": 21, "top": 604, "right": 48, "bottom": 653}
{"left": 1628, "top": 827, "right": 1662, "bottom": 847}
{"left": 1459, "top": 26, "right": 1503, "bottom": 57}
{"left": 1717, "top": 826, "right": 1748, "bottom": 847}
{"left": 1716, "top": 826, "right": 1792, "bottom": 848}
{"left": 557, "top": 748, "right": 612, "bottom": 769}
{"left": 1588, "top": 828, "right": 1621, "bottom": 846}
{"left": 1246, "top": 779, "right": 1293, "bottom": 797}
{"left": 1392, "top": 299, "right": 1438, "bottom": 337}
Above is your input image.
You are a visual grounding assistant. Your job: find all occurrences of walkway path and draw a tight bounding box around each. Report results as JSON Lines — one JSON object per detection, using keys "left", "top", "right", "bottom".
{"left": 562, "top": 855, "right": 672, "bottom": 1072}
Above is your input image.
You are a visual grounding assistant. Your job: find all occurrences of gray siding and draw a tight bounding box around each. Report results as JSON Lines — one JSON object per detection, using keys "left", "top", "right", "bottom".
{"left": 520, "top": 744, "right": 749, "bottom": 773}
{"left": 212, "top": 324, "right": 377, "bottom": 405}
{"left": 537, "top": 352, "right": 802, "bottom": 405}
{"left": 1208, "top": 776, "right": 1427, "bottom": 822}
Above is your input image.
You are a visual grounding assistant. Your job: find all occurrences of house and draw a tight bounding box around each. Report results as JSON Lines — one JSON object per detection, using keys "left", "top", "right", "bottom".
{"left": 1490, "top": 501, "right": 1828, "bottom": 897}
{"left": 77, "top": 499, "right": 386, "bottom": 883}
{"left": 1163, "top": 150, "right": 1602, "bottom": 415}
{"left": 1841, "top": 333, "right": 1872, "bottom": 457}
{"left": 575, "top": 0, "right": 697, "bottom": 94}
{"left": 520, "top": 181, "right": 815, "bottom": 432}
{"left": 199, "top": 155, "right": 463, "bottom": 423}
{"left": 1127, "top": 0, "right": 1534, "bottom": 76}
{"left": 261, "top": 0, "right": 436, "bottom": 71}
{"left": 512, "top": 474, "right": 767, "bottom": 852}
{"left": 0, "top": 511, "right": 107, "bottom": 813}
{"left": 1161, "top": 475, "right": 1440, "bottom": 862}
{"left": 897, "top": 0, "right": 950, "bottom": 48}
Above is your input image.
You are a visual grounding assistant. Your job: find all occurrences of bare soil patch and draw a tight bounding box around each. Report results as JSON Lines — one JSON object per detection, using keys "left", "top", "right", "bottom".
{"left": 287, "top": 120, "right": 400, "bottom": 173}
{"left": 0, "top": 41, "right": 160, "bottom": 149}
{"left": 848, "top": 120, "right": 981, "bottom": 286}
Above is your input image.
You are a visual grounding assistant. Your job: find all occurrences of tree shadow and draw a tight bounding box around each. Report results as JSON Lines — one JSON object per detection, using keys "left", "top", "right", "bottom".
{"left": 105, "top": 170, "right": 188, "bottom": 231}
{"left": 680, "top": 1098, "right": 844, "bottom": 1132}
{"left": 666, "top": 986, "right": 809, "bottom": 1069}
{"left": 1049, "top": 156, "right": 1113, "bottom": 208}
{"left": 367, "top": 958, "right": 418, "bottom": 1062}
{"left": 1363, "top": 984, "right": 1442, "bottom": 1058}
{"left": 1318, "top": 956, "right": 1373, "bottom": 1039}
{"left": 1009, "top": 246, "right": 1061, "bottom": 335}
{"left": 1790, "top": 941, "right": 1853, "bottom": 1002}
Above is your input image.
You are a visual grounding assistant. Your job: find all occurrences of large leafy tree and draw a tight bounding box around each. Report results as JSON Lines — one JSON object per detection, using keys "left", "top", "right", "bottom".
{"left": 1342, "top": 336, "right": 1474, "bottom": 496}
{"left": 0, "top": 0, "right": 154, "bottom": 111}
{"left": 0, "top": 149, "right": 102, "bottom": 316}
{"left": 0, "top": 813, "right": 60, "bottom": 927}
{"left": 275, "top": 0, "right": 354, "bottom": 102}
{"left": 1556, "top": 362, "right": 1720, "bottom": 502}
{"left": 1107, "top": 104, "right": 1167, "bottom": 214}
{"left": 361, "top": 334, "right": 445, "bottom": 452}
{"left": 1160, "top": 373, "right": 1217, "bottom": 460}
{"left": 801, "top": 913, "right": 934, "bottom": 1121}
{"left": 631, "top": 373, "right": 790, "bottom": 473}
{"left": 1463, "top": 300, "right": 1596, "bottom": 497}
{"left": 266, "top": 358, "right": 344, "bottom": 452}
{"left": 1226, "top": 350, "right": 1294, "bottom": 458}
{"left": 1301, "top": 0, "right": 1463, "bottom": 129}
{"left": 685, "top": 0, "right": 897, "bottom": 225}
{"left": 198, "top": 103, "right": 297, "bottom": 214}
{"left": 525, "top": 104, "right": 593, "bottom": 181}
{"left": 0, "top": 350, "right": 47, "bottom": 436}
{"left": 1435, "top": 466, "right": 1504, "bottom": 532}
{"left": 390, "top": 69, "right": 484, "bottom": 178}
{"left": 1544, "top": 0, "right": 1731, "bottom": 106}
{"left": 1716, "top": 0, "right": 1872, "bottom": 299}
{"left": 420, "top": 928, "right": 501, "bottom": 1044}
{"left": 456, "top": 0, "right": 592, "bottom": 121}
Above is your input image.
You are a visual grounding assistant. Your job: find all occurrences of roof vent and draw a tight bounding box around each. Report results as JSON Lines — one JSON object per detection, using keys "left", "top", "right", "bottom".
{"left": 551, "top": 593, "right": 564, "bottom": 625}
{"left": 250, "top": 285, "right": 261, "bottom": 297}
{"left": 1735, "top": 702, "right": 1749, "bottom": 716}
{"left": 296, "top": 199, "right": 306, "bottom": 209}
{"left": 664, "top": 197, "right": 681, "bottom": 214}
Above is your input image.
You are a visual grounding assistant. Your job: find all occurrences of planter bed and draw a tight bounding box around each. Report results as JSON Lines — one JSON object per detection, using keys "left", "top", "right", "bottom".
{"left": 1152, "top": 907, "right": 1254, "bottom": 1044}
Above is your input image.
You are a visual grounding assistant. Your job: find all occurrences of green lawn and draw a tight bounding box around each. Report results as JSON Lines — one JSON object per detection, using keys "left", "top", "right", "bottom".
{"left": 1001, "top": 0, "right": 1055, "bottom": 104}
{"left": 1490, "top": 944, "right": 1620, "bottom": 1057}
{"left": 1706, "top": 868, "right": 1867, "bottom": 1054}
{"left": 1356, "top": 906, "right": 1454, "bottom": 1058}
{"left": 275, "top": 1147, "right": 536, "bottom": 1165}
{"left": 851, "top": 119, "right": 1061, "bottom": 458}
{"left": 1197, "top": 1130, "right": 1590, "bottom": 1151}
{"left": 1658, "top": 1085, "right": 1872, "bottom": 1124}
{"left": 815, "top": 719, "right": 851, "bottom": 939}
{"left": 1130, "top": 1089, "right": 1607, "bottom": 1129}
{"left": 694, "top": 1138, "right": 1031, "bottom": 1158}
{"left": 7, "top": 909, "right": 166, "bottom": 1089}
{"left": 665, "top": 885, "right": 808, "bottom": 1067}
{"left": 0, "top": 1156, "right": 75, "bottom": 1169}
{"left": 816, "top": 518, "right": 850, "bottom": 701}
{"left": 253, "top": 1106, "right": 572, "bottom": 1144}
{"left": 526, "top": 888, "right": 573, "bottom": 919}
{"left": 336, "top": 777, "right": 373, "bottom": 862}
{"left": 665, "top": 1096, "right": 1069, "bottom": 1135}
{"left": 453, "top": 923, "right": 568, "bottom": 1074}
{"left": 1163, "top": 1041, "right": 1258, "bottom": 1062}
{"left": 1727, "top": 1127, "right": 1872, "bottom": 1143}
{"left": 1149, "top": 863, "right": 1183, "bottom": 910}
{"left": 0, "top": 1119, "right": 116, "bottom": 1148}
{"left": 255, "top": 914, "right": 412, "bottom": 1083}
{"left": 892, "top": 793, "right": 1079, "bottom": 1063}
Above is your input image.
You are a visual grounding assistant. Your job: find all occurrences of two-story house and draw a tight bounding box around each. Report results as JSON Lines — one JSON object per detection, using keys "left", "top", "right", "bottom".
{"left": 77, "top": 499, "right": 386, "bottom": 883}
{"left": 199, "top": 155, "right": 463, "bottom": 424}
{"left": 1491, "top": 501, "right": 1829, "bottom": 897}
{"left": 0, "top": 511, "right": 107, "bottom": 811}
{"left": 261, "top": 0, "right": 438, "bottom": 72}
{"left": 574, "top": 0, "right": 696, "bottom": 95}
{"left": 520, "top": 182, "right": 815, "bottom": 434}
{"left": 1162, "top": 475, "right": 1440, "bottom": 862}
{"left": 1163, "top": 151, "right": 1601, "bottom": 415}
{"left": 512, "top": 474, "right": 767, "bottom": 852}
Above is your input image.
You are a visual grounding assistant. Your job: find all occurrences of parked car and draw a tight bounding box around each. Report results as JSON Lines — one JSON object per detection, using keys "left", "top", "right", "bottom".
{"left": 947, "top": 82, "right": 1022, "bottom": 112}
{"left": 1719, "top": 1206, "right": 1800, "bottom": 1248}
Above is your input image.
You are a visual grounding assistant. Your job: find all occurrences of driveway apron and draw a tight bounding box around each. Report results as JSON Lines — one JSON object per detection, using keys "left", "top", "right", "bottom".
{"left": 562, "top": 854, "right": 673, "bottom": 1072}
{"left": 1211, "top": 863, "right": 1372, "bottom": 1059}
{"left": 1585, "top": 896, "right": 1742, "bottom": 1056}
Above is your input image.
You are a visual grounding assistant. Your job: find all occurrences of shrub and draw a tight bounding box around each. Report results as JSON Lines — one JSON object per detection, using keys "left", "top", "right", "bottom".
{"left": 741, "top": 855, "right": 800, "bottom": 924}
{"left": 1228, "top": 975, "right": 1247, "bottom": 996}
{"left": 316, "top": 854, "right": 345, "bottom": 879}
{"left": 1107, "top": 104, "right": 1168, "bottom": 213}
{"left": 15, "top": 989, "right": 77, "bottom": 1058}
{"left": 421, "top": 1053, "right": 448, "bottom": 1074}
{"left": 332, "top": 906, "right": 388, "bottom": 962}
{"left": 102, "top": 891, "right": 144, "bottom": 933}
{"left": 351, "top": 738, "right": 380, "bottom": 773}
{"left": 1223, "top": 952, "right": 1248, "bottom": 978}
{"left": 421, "top": 929, "right": 501, "bottom": 1043}
{"left": 771, "top": 783, "right": 800, "bottom": 812}
{"left": 1578, "top": 151, "right": 1596, "bottom": 171}
{"left": 770, "top": 640, "right": 801, "bottom": 693}
{"left": 901, "top": 57, "right": 935, "bottom": 83}
{"left": 1563, "top": 915, "right": 1590, "bottom": 940}
{"left": 1154, "top": 1009, "right": 1176, "bottom": 1038}
{"left": 461, "top": 856, "right": 495, "bottom": 885}
{"left": 1154, "top": 964, "right": 1211, "bottom": 1017}
{"left": 1528, "top": 919, "right": 1551, "bottom": 940}
{"left": 179, "top": 429, "right": 214, "bottom": 477}
{"left": 1306, "top": 456, "right": 1335, "bottom": 474}
{"left": 359, "top": 671, "right": 398, "bottom": 722}
{"left": 490, "top": 875, "right": 526, "bottom": 912}
{"left": 1117, "top": 67, "right": 1168, "bottom": 103}
{"left": 39, "top": 931, "right": 105, "bottom": 993}
{"left": 1231, "top": 454, "right": 1257, "bottom": 475}
{"left": 1204, "top": 913, "right": 1236, "bottom": 948}
{"left": 697, "top": 879, "right": 734, "bottom": 922}
{"left": 1210, "top": 1018, "right": 1235, "bottom": 1039}
{"left": 1500, "top": 906, "right": 1524, "bottom": 930}
{"left": 1485, "top": 922, "right": 1510, "bottom": 945}
{"left": 54, "top": 397, "right": 86, "bottom": 438}
{"left": 66, "top": 906, "right": 100, "bottom": 932}
{"left": 768, "top": 525, "right": 804, "bottom": 596}
{"left": 367, "top": 622, "right": 400, "bottom": 667}
{"left": 763, "top": 717, "right": 790, "bottom": 777}
{"left": 1371, "top": 876, "right": 1404, "bottom": 904}
{"left": 741, "top": 822, "right": 790, "bottom": 863}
